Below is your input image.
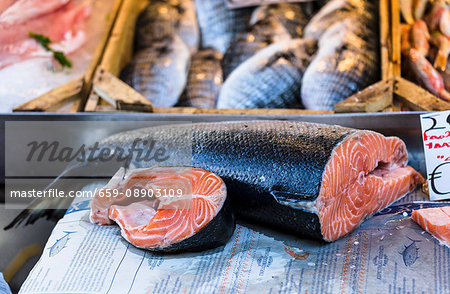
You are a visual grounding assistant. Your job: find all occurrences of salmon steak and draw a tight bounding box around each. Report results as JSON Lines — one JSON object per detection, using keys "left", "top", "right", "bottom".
{"left": 90, "top": 167, "right": 234, "bottom": 252}
{"left": 86, "top": 121, "right": 424, "bottom": 243}
{"left": 412, "top": 206, "right": 450, "bottom": 247}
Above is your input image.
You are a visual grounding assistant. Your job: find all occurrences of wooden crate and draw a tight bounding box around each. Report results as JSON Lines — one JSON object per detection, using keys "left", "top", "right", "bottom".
{"left": 12, "top": 0, "right": 125, "bottom": 112}
{"left": 14, "top": 0, "right": 394, "bottom": 114}
{"left": 388, "top": 0, "right": 450, "bottom": 111}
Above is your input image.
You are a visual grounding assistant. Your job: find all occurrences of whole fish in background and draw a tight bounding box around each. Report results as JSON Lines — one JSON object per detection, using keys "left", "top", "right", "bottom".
{"left": 135, "top": 0, "right": 199, "bottom": 53}
{"left": 120, "top": 35, "right": 190, "bottom": 107}
{"left": 249, "top": 3, "right": 314, "bottom": 38}
{"left": 301, "top": 16, "right": 379, "bottom": 110}
{"left": 222, "top": 18, "right": 291, "bottom": 79}
{"left": 405, "top": 48, "right": 450, "bottom": 101}
{"left": 178, "top": 48, "right": 223, "bottom": 108}
{"left": 429, "top": 32, "right": 449, "bottom": 71}
{"left": 217, "top": 39, "right": 316, "bottom": 109}
{"left": 411, "top": 20, "right": 430, "bottom": 56}
{"left": 443, "top": 63, "right": 450, "bottom": 91}
{"left": 304, "top": 0, "right": 375, "bottom": 41}
{"left": 195, "top": 0, "right": 253, "bottom": 53}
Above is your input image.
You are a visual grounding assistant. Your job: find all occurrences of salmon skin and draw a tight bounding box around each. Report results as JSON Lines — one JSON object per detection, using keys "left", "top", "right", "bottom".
{"left": 92, "top": 121, "right": 424, "bottom": 242}
{"left": 412, "top": 206, "right": 450, "bottom": 247}
{"left": 90, "top": 167, "right": 234, "bottom": 252}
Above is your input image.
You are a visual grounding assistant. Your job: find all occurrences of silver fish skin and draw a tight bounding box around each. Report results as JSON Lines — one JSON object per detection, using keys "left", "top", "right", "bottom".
{"left": 250, "top": 3, "right": 313, "bottom": 38}
{"left": 121, "top": 35, "right": 190, "bottom": 107}
{"left": 222, "top": 18, "right": 291, "bottom": 80}
{"left": 135, "top": 0, "right": 199, "bottom": 54}
{"left": 195, "top": 0, "right": 253, "bottom": 53}
{"left": 217, "top": 39, "right": 316, "bottom": 109}
{"left": 301, "top": 17, "right": 379, "bottom": 110}
{"left": 304, "top": 0, "right": 375, "bottom": 41}
{"left": 178, "top": 48, "right": 223, "bottom": 108}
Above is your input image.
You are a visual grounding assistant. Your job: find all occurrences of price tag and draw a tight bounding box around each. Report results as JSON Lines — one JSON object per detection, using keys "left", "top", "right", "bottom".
{"left": 227, "top": 0, "right": 314, "bottom": 9}
{"left": 420, "top": 110, "right": 450, "bottom": 201}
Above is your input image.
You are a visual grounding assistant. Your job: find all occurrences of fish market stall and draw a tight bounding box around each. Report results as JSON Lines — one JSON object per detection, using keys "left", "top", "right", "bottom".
{"left": 0, "top": 112, "right": 448, "bottom": 293}
{"left": 9, "top": 0, "right": 400, "bottom": 114}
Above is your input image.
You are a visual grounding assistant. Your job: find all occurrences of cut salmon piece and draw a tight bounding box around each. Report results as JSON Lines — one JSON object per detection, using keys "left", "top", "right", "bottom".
{"left": 90, "top": 167, "right": 235, "bottom": 252}
{"left": 411, "top": 206, "right": 450, "bottom": 247}
{"left": 316, "top": 132, "right": 425, "bottom": 241}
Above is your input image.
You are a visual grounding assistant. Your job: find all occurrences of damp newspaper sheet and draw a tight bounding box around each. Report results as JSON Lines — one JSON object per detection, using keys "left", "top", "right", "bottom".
{"left": 20, "top": 187, "right": 450, "bottom": 294}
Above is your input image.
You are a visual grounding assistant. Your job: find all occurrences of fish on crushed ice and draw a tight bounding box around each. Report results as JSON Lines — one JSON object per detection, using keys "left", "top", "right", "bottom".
{"left": 217, "top": 39, "right": 316, "bottom": 109}
{"left": 301, "top": 16, "right": 380, "bottom": 110}
{"left": 304, "top": 0, "right": 375, "bottom": 41}
{"left": 120, "top": 35, "right": 190, "bottom": 107}
{"left": 195, "top": 0, "right": 253, "bottom": 53}
{"left": 249, "top": 3, "right": 313, "bottom": 38}
{"left": 222, "top": 18, "right": 291, "bottom": 79}
{"left": 135, "top": 0, "right": 199, "bottom": 54}
{"left": 178, "top": 47, "right": 223, "bottom": 108}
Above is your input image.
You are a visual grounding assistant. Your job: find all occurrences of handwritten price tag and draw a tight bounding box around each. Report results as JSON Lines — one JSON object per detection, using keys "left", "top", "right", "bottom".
{"left": 420, "top": 111, "right": 450, "bottom": 201}
{"left": 227, "top": 0, "right": 313, "bottom": 9}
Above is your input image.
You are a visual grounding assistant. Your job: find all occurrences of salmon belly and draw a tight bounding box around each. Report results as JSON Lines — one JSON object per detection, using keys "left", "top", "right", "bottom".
{"left": 412, "top": 206, "right": 450, "bottom": 247}
{"left": 316, "top": 132, "right": 424, "bottom": 241}
{"left": 90, "top": 167, "right": 234, "bottom": 252}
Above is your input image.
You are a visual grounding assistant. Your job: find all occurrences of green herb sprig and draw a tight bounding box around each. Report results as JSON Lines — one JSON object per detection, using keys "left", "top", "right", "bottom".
{"left": 29, "top": 32, "right": 72, "bottom": 68}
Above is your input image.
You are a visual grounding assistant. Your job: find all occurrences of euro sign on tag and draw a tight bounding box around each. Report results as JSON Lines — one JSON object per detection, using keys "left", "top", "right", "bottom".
{"left": 420, "top": 110, "right": 450, "bottom": 201}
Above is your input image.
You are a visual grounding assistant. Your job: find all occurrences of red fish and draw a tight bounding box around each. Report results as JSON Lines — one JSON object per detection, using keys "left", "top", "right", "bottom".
{"left": 412, "top": 20, "right": 430, "bottom": 56}
{"left": 412, "top": 206, "right": 450, "bottom": 247}
{"left": 406, "top": 48, "right": 450, "bottom": 101}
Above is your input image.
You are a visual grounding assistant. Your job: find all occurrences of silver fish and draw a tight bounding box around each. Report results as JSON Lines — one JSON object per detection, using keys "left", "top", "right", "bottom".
{"left": 304, "top": 0, "right": 375, "bottom": 41}
{"left": 222, "top": 18, "right": 291, "bottom": 79}
{"left": 250, "top": 3, "right": 314, "bottom": 38}
{"left": 178, "top": 48, "right": 223, "bottom": 108}
{"left": 301, "top": 16, "right": 379, "bottom": 110}
{"left": 195, "top": 0, "right": 253, "bottom": 53}
{"left": 135, "top": 0, "right": 199, "bottom": 53}
{"left": 217, "top": 39, "right": 316, "bottom": 109}
{"left": 121, "top": 35, "right": 190, "bottom": 107}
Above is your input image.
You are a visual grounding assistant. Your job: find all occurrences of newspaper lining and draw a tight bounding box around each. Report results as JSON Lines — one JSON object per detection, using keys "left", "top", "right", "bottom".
{"left": 19, "top": 187, "right": 450, "bottom": 294}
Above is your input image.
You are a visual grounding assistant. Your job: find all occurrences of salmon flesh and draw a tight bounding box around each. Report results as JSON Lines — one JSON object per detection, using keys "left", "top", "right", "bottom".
{"left": 90, "top": 121, "right": 424, "bottom": 243}
{"left": 412, "top": 206, "right": 450, "bottom": 247}
{"left": 90, "top": 167, "right": 234, "bottom": 252}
